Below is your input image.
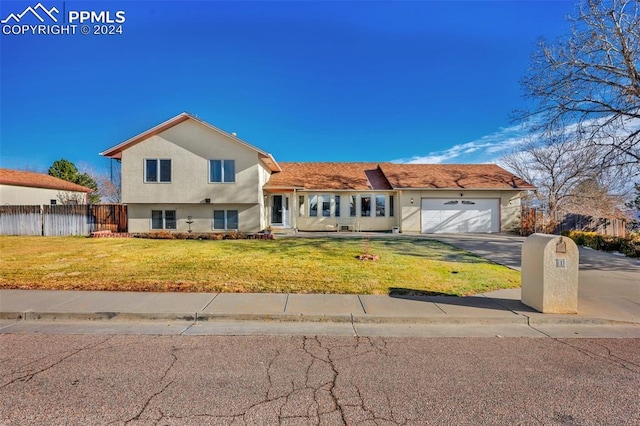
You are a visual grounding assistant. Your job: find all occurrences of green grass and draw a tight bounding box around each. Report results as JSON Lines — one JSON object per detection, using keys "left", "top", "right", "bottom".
{"left": 0, "top": 236, "right": 520, "bottom": 295}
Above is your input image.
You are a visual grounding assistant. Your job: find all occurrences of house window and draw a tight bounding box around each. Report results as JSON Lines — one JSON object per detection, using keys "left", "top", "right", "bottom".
{"left": 375, "top": 195, "right": 385, "bottom": 217}
{"left": 213, "top": 210, "right": 239, "bottom": 230}
{"left": 50, "top": 200, "right": 57, "bottom": 205}
{"left": 389, "top": 195, "right": 394, "bottom": 217}
{"left": 145, "top": 159, "right": 171, "bottom": 183}
{"left": 299, "top": 196, "right": 305, "bottom": 217}
{"left": 209, "top": 160, "right": 236, "bottom": 183}
{"left": 444, "top": 200, "right": 459, "bottom": 205}
{"left": 322, "top": 195, "right": 331, "bottom": 217}
{"left": 360, "top": 196, "right": 371, "bottom": 217}
{"left": 462, "top": 200, "right": 476, "bottom": 205}
{"left": 335, "top": 195, "right": 341, "bottom": 218}
{"left": 350, "top": 195, "right": 356, "bottom": 217}
{"left": 309, "top": 195, "right": 318, "bottom": 217}
{"left": 151, "top": 210, "right": 176, "bottom": 230}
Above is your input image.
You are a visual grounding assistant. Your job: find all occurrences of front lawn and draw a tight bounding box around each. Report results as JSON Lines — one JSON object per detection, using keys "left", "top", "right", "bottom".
{"left": 0, "top": 236, "right": 520, "bottom": 295}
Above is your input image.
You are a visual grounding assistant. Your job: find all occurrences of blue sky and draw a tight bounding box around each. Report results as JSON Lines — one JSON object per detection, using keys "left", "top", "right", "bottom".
{"left": 1, "top": 0, "right": 577, "bottom": 174}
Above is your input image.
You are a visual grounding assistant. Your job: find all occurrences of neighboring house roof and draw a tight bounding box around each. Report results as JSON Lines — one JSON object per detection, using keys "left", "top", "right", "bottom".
{"left": 265, "top": 163, "right": 393, "bottom": 190}
{"left": 379, "top": 163, "right": 535, "bottom": 190}
{"left": 0, "top": 168, "right": 93, "bottom": 193}
{"left": 266, "top": 163, "right": 534, "bottom": 191}
{"left": 100, "top": 112, "right": 281, "bottom": 172}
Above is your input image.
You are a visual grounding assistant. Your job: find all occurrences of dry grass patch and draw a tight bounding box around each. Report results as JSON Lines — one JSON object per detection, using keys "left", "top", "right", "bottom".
{"left": 0, "top": 236, "right": 520, "bottom": 295}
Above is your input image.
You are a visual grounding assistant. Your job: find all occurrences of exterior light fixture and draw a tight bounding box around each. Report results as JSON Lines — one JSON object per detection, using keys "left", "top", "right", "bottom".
{"left": 410, "top": 198, "right": 414, "bottom": 205}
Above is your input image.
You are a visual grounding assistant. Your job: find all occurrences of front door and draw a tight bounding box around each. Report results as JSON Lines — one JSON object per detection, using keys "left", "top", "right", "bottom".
{"left": 271, "top": 195, "right": 290, "bottom": 227}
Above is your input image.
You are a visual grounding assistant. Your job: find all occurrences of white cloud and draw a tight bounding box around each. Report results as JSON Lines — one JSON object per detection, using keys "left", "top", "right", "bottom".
{"left": 393, "top": 122, "right": 531, "bottom": 164}
{"left": 392, "top": 115, "right": 640, "bottom": 165}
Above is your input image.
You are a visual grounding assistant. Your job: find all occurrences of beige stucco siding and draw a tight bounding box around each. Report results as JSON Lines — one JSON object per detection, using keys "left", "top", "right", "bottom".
{"left": 127, "top": 204, "right": 261, "bottom": 233}
{"left": 398, "top": 190, "right": 524, "bottom": 233}
{"left": 121, "top": 119, "right": 266, "bottom": 205}
{"left": 500, "top": 192, "right": 523, "bottom": 232}
{"left": 0, "top": 184, "right": 87, "bottom": 205}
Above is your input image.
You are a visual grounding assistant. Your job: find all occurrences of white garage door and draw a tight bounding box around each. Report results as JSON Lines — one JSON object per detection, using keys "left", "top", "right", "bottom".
{"left": 421, "top": 199, "right": 500, "bottom": 233}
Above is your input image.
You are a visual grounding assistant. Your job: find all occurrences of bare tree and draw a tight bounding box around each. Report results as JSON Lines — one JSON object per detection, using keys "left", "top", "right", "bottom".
{"left": 56, "top": 191, "right": 87, "bottom": 205}
{"left": 501, "top": 130, "right": 600, "bottom": 221}
{"left": 77, "top": 162, "right": 121, "bottom": 203}
{"left": 521, "top": 0, "right": 640, "bottom": 166}
{"left": 501, "top": 124, "right": 635, "bottom": 229}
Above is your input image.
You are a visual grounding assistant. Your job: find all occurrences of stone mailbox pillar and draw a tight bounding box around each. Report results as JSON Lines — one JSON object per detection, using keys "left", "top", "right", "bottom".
{"left": 521, "top": 233, "right": 579, "bottom": 314}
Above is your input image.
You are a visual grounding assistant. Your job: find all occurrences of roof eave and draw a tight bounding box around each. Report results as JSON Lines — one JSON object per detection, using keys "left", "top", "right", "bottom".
{"left": 394, "top": 187, "right": 536, "bottom": 191}
{"left": 263, "top": 185, "right": 306, "bottom": 190}
{"left": 259, "top": 153, "right": 281, "bottom": 173}
{"left": 1, "top": 181, "right": 93, "bottom": 193}
{"left": 100, "top": 113, "right": 281, "bottom": 172}
{"left": 100, "top": 112, "right": 191, "bottom": 158}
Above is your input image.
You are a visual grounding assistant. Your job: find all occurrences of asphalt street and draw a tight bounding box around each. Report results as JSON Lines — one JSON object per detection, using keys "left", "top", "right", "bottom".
{"left": 1, "top": 334, "right": 639, "bottom": 425}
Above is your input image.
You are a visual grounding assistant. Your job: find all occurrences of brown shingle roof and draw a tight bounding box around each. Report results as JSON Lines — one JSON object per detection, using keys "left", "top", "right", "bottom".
{"left": 265, "top": 163, "right": 393, "bottom": 190}
{"left": 0, "top": 169, "right": 93, "bottom": 193}
{"left": 379, "top": 163, "right": 535, "bottom": 189}
{"left": 265, "top": 163, "right": 534, "bottom": 191}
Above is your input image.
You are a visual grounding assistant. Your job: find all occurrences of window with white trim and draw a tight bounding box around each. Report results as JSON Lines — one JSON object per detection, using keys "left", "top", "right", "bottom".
{"left": 209, "top": 160, "right": 236, "bottom": 183}
{"left": 213, "top": 210, "right": 239, "bottom": 230}
{"left": 151, "top": 210, "right": 176, "bottom": 230}
{"left": 375, "top": 195, "right": 385, "bottom": 217}
{"left": 360, "top": 195, "right": 372, "bottom": 217}
{"left": 309, "top": 195, "right": 318, "bottom": 217}
{"left": 321, "top": 195, "right": 331, "bottom": 217}
{"left": 145, "top": 159, "right": 171, "bottom": 183}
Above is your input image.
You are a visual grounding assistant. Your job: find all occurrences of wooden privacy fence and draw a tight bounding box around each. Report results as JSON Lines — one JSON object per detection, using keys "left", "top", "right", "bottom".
{"left": 0, "top": 204, "right": 127, "bottom": 236}
{"left": 556, "top": 213, "right": 627, "bottom": 238}
{"left": 520, "top": 207, "right": 627, "bottom": 237}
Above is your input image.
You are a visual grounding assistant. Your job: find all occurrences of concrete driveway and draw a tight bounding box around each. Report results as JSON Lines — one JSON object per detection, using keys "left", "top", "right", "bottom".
{"left": 429, "top": 233, "right": 640, "bottom": 323}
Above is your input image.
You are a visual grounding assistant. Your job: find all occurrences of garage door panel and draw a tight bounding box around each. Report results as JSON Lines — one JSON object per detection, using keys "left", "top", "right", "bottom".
{"left": 458, "top": 210, "right": 491, "bottom": 233}
{"left": 424, "top": 210, "right": 463, "bottom": 233}
{"left": 421, "top": 199, "right": 499, "bottom": 233}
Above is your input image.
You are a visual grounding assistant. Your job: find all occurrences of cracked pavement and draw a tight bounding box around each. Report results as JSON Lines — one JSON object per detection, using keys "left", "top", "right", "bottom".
{"left": 1, "top": 335, "right": 639, "bottom": 425}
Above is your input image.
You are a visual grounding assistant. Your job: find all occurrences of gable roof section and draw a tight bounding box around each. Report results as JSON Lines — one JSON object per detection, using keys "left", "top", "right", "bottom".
{"left": 266, "top": 163, "right": 534, "bottom": 191}
{"left": 100, "top": 112, "right": 281, "bottom": 172}
{"left": 0, "top": 168, "right": 93, "bottom": 193}
{"left": 379, "top": 163, "right": 535, "bottom": 190}
{"left": 265, "top": 163, "right": 393, "bottom": 190}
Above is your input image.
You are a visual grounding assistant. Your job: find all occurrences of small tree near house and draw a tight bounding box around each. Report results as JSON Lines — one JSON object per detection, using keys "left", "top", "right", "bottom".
{"left": 48, "top": 159, "right": 100, "bottom": 204}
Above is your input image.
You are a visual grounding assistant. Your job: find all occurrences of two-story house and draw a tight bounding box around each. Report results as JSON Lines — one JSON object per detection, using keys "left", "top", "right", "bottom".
{"left": 101, "top": 113, "right": 534, "bottom": 234}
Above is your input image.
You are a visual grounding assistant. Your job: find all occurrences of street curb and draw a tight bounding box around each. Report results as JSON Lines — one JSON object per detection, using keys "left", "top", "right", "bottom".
{"left": 0, "top": 311, "right": 197, "bottom": 322}
{"left": 526, "top": 316, "right": 640, "bottom": 326}
{"left": 2, "top": 311, "right": 638, "bottom": 326}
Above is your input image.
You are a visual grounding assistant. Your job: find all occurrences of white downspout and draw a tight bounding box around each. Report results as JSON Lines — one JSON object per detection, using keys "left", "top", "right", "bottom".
{"left": 293, "top": 188, "right": 297, "bottom": 231}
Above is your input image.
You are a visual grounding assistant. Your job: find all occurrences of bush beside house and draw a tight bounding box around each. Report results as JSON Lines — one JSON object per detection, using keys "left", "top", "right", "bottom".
{"left": 562, "top": 230, "right": 640, "bottom": 258}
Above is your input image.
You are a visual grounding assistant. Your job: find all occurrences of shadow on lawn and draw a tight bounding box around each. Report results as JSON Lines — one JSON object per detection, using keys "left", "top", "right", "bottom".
{"left": 389, "top": 287, "right": 457, "bottom": 297}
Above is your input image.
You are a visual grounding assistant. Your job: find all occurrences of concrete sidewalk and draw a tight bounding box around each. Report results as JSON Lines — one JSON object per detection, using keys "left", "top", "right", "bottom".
{"left": 0, "top": 288, "right": 637, "bottom": 326}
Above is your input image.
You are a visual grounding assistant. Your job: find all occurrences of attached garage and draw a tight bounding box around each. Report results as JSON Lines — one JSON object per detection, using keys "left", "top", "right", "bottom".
{"left": 421, "top": 198, "right": 500, "bottom": 233}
